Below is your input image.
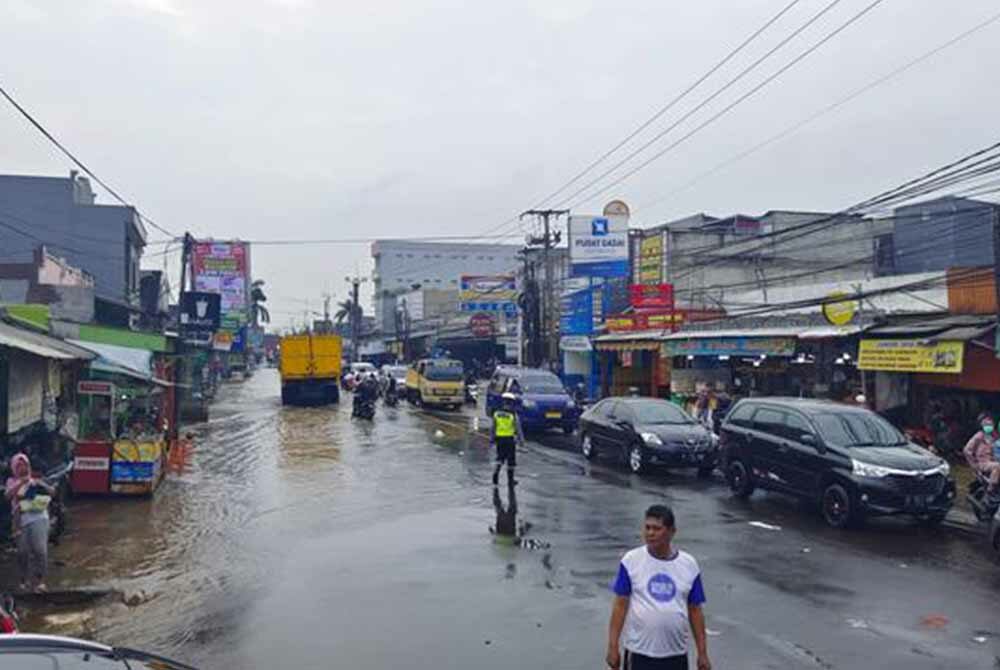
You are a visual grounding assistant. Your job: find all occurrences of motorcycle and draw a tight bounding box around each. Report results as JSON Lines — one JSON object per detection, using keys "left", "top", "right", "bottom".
{"left": 967, "top": 469, "right": 1000, "bottom": 523}
{"left": 352, "top": 395, "right": 376, "bottom": 420}
{"left": 384, "top": 388, "right": 399, "bottom": 408}
{"left": 0, "top": 594, "right": 17, "bottom": 634}
{"left": 464, "top": 381, "right": 479, "bottom": 406}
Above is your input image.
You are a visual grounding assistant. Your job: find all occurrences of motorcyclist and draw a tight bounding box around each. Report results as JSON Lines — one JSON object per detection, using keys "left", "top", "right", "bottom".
{"left": 385, "top": 375, "right": 399, "bottom": 404}
{"left": 358, "top": 373, "right": 379, "bottom": 404}
{"left": 491, "top": 392, "right": 525, "bottom": 487}
{"left": 964, "top": 413, "right": 1000, "bottom": 497}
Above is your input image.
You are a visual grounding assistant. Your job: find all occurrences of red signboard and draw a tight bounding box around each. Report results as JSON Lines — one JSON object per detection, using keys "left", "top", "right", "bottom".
{"left": 469, "top": 313, "right": 495, "bottom": 337}
{"left": 78, "top": 381, "right": 114, "bottom": 396}
{"left": 629, "top": 284, "right": 674, "bottom": 310}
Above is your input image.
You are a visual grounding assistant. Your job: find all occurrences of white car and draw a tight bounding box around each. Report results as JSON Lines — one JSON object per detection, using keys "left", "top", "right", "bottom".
{"left": 0, "top": 634, "right": 197, "bottom": 669}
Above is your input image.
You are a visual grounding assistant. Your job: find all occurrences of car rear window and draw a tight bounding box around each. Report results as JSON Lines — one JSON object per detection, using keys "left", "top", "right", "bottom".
{"left": 726, "top": 402, "right": 755, "bottom": 428}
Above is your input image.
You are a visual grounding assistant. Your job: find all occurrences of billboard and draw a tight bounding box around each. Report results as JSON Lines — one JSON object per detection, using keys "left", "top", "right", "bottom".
{"left": 192, "top": 241, "right": 251, "bottom": 332}
{"left": 629, "top": 284, "right": 674, "bottom": 310}
{"left": 560, "top": 288, "right": 596, "bottom": 336}
{"left": 638, "top": 234, "right": 663, "bottom": 284}
{"left": 459, "top": 275, "right": 517, "bottom": 315}
{"left": 569, "top": 215, "right": 629, "bottom": 277}
{"left": 858, "top": 339, "right": 963, "bottom": 374}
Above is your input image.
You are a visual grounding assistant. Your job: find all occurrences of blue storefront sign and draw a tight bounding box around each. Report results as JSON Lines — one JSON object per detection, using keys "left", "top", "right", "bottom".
{"left": 569, "top": 215, "right": 629, "bottom": 278}
{"left": 560, "top": 288, "right": 594, "bottom": 335}
{"left": 663, "top": 336, "right": 797, "bottom": 357}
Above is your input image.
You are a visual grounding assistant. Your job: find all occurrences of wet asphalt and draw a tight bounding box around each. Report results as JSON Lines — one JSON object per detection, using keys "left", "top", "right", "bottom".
{"left": 8, "top": 368, "right": 1000, "bottom": 669}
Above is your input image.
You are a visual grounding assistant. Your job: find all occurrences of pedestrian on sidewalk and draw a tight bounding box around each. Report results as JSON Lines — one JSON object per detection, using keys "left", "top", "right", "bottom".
{"left": 607, "top": 505, "right": 711, "bottom": 670}
{"left": 4, "top": 453, "right": 54, "bottom": 593}
{"left": 491, "top": 392, "right": 524, "bottom": 487}
{"left": 964, "top": 413, "right": 1000, "bottom": 495}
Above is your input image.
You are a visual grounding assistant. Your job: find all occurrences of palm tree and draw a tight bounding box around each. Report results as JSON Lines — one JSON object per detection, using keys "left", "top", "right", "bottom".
{"left": 334, "top": 298, "right": 362, "bottom": 325}
{"left": 250, "top": 279, "right": 270, "bottom": 326}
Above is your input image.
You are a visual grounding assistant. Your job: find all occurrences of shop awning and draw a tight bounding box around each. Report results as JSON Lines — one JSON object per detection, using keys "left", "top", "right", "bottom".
{"left": 69, "top": 340, "right": 170, "bottom": 386}
{"left": 595, "top": 331, "right": 663, "bottom": 352}
{"left": 0, "top": 322, "right": 94, "bottom": 361}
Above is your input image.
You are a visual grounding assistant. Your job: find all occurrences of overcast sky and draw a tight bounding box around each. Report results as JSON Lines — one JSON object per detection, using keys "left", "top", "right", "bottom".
{"left": 2, "top": 0, "right": 999, "bottom": 329}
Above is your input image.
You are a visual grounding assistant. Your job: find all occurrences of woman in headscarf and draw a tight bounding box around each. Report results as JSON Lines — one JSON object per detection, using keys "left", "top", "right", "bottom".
{"left": 4, "top": 453, "right": 54, "bottom": 592}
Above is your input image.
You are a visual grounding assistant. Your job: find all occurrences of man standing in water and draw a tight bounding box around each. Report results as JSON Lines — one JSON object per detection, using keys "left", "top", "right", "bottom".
{"left": 607, "top": 505, "right": 711, "bottom": 670}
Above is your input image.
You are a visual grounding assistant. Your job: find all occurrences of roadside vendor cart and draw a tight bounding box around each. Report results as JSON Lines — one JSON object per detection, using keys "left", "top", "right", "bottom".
{"left": 71, "top": 378, "right": 169, "bottom": 496}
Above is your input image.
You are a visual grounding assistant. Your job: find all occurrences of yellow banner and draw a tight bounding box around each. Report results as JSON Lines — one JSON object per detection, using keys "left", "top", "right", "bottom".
{"left": 638, "top": 235, "right": 663, "bottom": 284}
{"left": 858, "top": 339, "right": 964, "bottom": 374}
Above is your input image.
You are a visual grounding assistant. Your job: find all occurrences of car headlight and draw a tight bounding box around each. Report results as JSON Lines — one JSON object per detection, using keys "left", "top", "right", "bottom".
{"left": 566, "top": 399, "right": 576, "bottom": 409}
{"left": 521, "top": 399, "right": 536, "bottom": 409}
{"left": 935, "top": 461, "right": 950, "bottom": 477}
{"left": 641, "top": 432, "right": 663, "bottom": 446}
{"left": 851, "top": 459, "right": 892, "bottom": 478}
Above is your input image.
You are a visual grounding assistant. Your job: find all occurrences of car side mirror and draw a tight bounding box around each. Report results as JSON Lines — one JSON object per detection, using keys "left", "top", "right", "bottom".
{"left": 800, "top": 433, "right": 824, "bottom": 451}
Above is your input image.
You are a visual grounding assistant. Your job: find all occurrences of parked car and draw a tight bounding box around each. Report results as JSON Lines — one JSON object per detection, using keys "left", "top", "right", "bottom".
{"left": 719, "top": 398, "right": 956, "bottom": 528}
{"left": 578, "top": 397, "right": 718, "bottom": 476}
{"left": 0, "top": 634, "right": 197, "bottom": 669}
{"left": 485, "top": 367, "right": 579, "bottom": 434}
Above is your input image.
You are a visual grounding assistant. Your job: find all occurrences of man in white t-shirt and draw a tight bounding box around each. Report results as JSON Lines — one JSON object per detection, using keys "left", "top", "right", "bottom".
{"left": 607, "top": 505, "right": 710, "bottom": 670}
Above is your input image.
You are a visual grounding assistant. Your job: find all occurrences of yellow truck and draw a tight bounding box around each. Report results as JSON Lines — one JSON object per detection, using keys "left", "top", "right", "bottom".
{"left": 279, "top": 333, "right": 342, "bottom": 405}
{"left": 405, "top": 358, "right": 465, "bottom": 410}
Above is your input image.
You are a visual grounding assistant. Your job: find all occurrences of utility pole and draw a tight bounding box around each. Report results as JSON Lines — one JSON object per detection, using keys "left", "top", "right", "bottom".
{"left": 345, "top": 275, "right": 368, "bottom": 362}
{"left": 521, "top": 209, "right": 568, "bottom": 368}
{"left": 992, "top": 205, "right": 1000, "bottom": 331}
{"left": 173, "top": 232, "right": 194, "bottom": 442}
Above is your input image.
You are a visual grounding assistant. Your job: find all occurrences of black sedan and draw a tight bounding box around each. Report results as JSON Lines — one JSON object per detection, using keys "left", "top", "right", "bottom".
{"left": 579, "top": 397, "right": 718, "bottom": 476}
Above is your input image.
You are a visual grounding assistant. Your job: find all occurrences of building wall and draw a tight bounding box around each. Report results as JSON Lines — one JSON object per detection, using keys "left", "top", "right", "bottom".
{"left": 891, "top": 197, "right": 995, "bottom": 274}
{"left": 0, "top": 173, "right": 144, "bottom": 305}
{"left": 371, "top": 240, "right": 521, "bottom": 331}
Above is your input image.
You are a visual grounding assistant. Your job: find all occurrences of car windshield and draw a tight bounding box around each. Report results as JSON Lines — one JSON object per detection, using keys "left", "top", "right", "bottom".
{"left": 813, "top": 412, "right": 907, "bottom": 448}
{"left": 631, "top": 401, "right": 695, "bottom": 425}
{"left": 425, "top": 365, "right": 464, "bottom": 381}
{"left": 520, "top": 374, "right": 565, "bottom": 394}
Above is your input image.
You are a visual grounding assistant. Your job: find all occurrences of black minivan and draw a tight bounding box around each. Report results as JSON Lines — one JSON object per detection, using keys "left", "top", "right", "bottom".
{"left": 719, "top": 398, "right": 955, "bottom": 528}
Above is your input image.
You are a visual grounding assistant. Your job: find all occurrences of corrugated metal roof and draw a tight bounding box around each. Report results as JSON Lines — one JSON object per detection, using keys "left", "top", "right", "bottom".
{"left": 0, "top": 322, "right": 94, "bottom": 361}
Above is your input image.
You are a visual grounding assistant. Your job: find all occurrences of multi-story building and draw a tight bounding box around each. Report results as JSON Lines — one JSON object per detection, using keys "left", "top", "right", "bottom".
{"left": 633, "top": 209, "right": 890, "bottom": 309}
{"left": 371, "top": 240, "right": 521, "bottom": 333}
{"left": 0, "top": 171, "right": 147, "bottom": 310}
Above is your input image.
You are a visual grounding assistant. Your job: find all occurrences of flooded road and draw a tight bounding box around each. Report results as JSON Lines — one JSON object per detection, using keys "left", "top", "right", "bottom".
{"left": 14, "top": 369, "right": 1000, "bottom": 669}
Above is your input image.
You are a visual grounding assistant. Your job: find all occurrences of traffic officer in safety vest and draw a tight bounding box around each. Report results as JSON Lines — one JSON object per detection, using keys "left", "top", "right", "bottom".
{"left": 492, "top": 392, "right": 525, "bottom": 487}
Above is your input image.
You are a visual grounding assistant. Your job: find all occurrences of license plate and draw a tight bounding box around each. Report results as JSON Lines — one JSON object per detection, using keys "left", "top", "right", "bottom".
{"left": 545, "top": 411, "right": 561, "bottom": 419}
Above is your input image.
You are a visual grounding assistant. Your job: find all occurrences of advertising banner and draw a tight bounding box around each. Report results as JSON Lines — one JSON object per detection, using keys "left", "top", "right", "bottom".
{"left": 606, "top": 311, "right": 685, "bottom": 332}
{"left": 459, "top": 275, "right": 517, "bottom": 314}
{"left": 662, "top": 336, "right": 796, "bottom": 357}
{"left": 192, "top": 241, "right": 251, "bottom": 332}
{"left": 629, "top": 284, "right": 674, "bottom": 310}
{"left": 180, "top": 292, "right": 222, "bottom": 333}
{"left": 569, "top": 215, "right": 629, "bottom": 277}
{"left": 638, "top": 234, "right": 663, "bottom": 284}
{"left": 858, "top": 339, "right": 963, "bottom": 374}
{"left": 560, "top": 288, "right": 595, "bottom": 335}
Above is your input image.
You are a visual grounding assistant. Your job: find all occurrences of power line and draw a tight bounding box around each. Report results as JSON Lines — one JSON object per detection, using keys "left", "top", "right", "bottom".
{"left": 0, "top": 81, "right": 177, "bottom": 238}
{"left": 635, "top": 9, "right": 1000, "bottom": 217}
{"left": 530, "top": 0, "right": 806, "bottom": 209}
{"left": 564, "top": 0, "right": 888, "bottom": 210}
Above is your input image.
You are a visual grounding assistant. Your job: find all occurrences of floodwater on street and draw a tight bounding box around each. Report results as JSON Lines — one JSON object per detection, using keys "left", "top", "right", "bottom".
{"left": 7, "top": 368, "right": 1000, "bottom": 669}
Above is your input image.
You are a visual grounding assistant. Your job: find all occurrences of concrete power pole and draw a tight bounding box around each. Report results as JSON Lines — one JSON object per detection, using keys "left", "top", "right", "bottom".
{"left": 345, "top": 275, "right": 368, "bottom": 362}
{"left": 521, "top": 209, "right": 568, "bottom": 367}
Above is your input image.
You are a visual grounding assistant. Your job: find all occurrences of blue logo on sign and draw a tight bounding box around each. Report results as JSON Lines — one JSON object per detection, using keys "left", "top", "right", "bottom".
{"left": 592, "top": 218, "right": 609, "bottom": 236}
{"left": 647, "top": 574, "right": 677, "bottom": 602}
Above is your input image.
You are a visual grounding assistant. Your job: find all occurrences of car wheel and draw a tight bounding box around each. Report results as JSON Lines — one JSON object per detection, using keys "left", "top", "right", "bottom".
{"left": 726, "top": 459, "right": 754, "bottom": 498}
{"left": 628, "top": 443, "right": 646, "bottom": 475}
{"left": 821, "top": 483, "right": 858, "bottom": 529}
{"left": 581, "top": 432, "right": 597, "bottom": 461}
{"left": 696, "top": 465, "right": 715, "bottom": 479}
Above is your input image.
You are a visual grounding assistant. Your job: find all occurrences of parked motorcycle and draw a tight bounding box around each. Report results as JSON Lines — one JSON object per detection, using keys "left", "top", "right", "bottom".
{"left": 352, "top": 395, "right": 376, "bottom": 420}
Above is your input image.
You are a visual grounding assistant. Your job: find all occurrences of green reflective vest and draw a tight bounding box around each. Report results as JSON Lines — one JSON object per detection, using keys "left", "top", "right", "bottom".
{"left": 494, "top": 411, "right": 516, "bottom": 437}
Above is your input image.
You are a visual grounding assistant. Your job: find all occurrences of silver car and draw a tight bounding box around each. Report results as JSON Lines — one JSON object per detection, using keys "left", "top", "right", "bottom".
{"left": 0, "top": 634, "right": 197, "bottom": 669}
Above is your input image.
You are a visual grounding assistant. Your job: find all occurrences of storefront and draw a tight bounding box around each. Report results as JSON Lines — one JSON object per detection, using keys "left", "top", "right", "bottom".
{"left": 594, "top": 331, "right": 669, "bottom": 398}
{"left": 857, "top": 315, "right": 998, "bottom": 453}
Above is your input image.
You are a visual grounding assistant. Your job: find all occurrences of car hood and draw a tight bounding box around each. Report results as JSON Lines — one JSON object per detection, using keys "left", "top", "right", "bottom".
{"left": 848, "top": 443, "right": 942, "bottom": 470}
{"left": 640, "top": 423, "right": 712, "bottom": 445}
